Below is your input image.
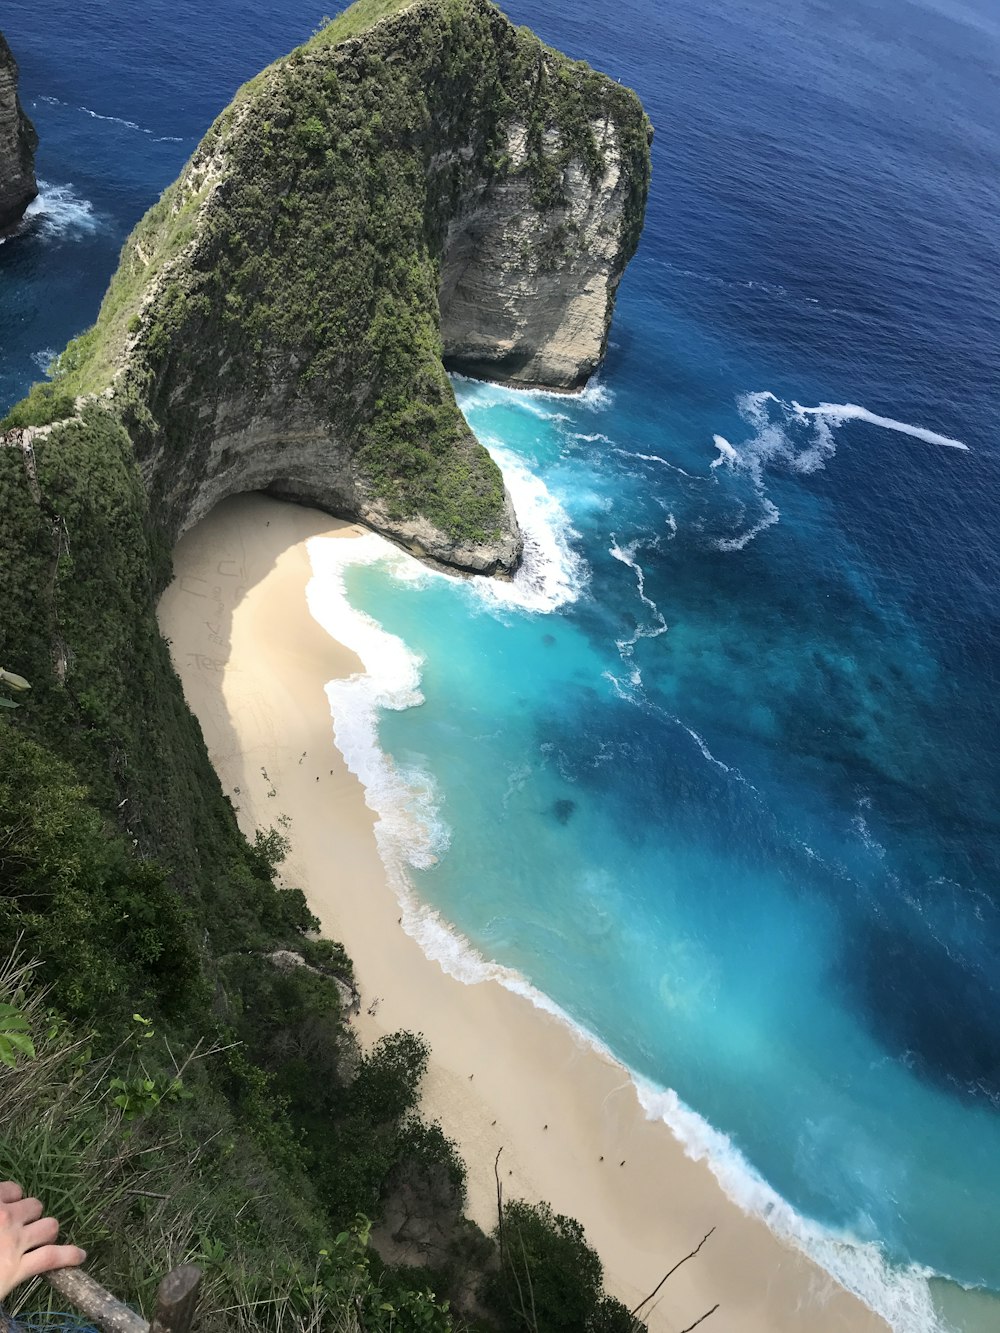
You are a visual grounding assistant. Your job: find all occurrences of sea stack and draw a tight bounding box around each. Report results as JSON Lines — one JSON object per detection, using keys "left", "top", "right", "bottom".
{"left": 0, "top": 0, "right": 650, "bottom": 578}
{"left": 0, "top": 31, "right": 38, "bottom": 232}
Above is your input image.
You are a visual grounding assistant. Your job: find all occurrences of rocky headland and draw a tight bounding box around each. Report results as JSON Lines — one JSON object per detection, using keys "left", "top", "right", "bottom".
{"left": 0, "top": 31, "right": 38, "bottom": 232}
{"left": 2, "top": 0, "right": 650, "bottom": 576}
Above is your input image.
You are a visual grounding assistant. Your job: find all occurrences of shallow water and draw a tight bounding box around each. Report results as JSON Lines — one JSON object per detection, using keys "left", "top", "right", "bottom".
{"left": 3, "top": 0, "right": 999, "bottom": 1326}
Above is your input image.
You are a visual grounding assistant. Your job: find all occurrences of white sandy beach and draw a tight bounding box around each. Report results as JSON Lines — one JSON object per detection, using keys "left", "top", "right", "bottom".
{"left": 157, "top": 492, "right": 888, "bottom": 1333}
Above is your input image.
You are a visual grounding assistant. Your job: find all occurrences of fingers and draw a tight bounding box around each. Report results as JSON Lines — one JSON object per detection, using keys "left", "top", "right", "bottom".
{"left": 0, "top": 1183, "right": 23, "bottom": 1205}
{"left": 17, "top": 1243, "right": 87, "bottom": 1281}
{"left": 5, "top": 1196, "right": 42, "bottom": 1226}
{"left": 21, "top": 1216, "right": 59, "bottom": 1250}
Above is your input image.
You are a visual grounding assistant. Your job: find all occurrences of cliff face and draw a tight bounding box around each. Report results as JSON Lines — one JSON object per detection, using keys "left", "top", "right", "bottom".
{"left": 0, "top": 32, "right": 38, "bottom": 232}
{"left": 4, "top": 0, "right": 650, "bottom": 576}
{"left": 441, "top": 117, "right": 641, "bottom": 389}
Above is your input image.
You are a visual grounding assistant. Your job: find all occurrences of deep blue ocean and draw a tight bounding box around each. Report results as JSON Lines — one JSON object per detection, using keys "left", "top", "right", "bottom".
{"left": 3, "top": 0, "right": 1000, "bottom": 1328}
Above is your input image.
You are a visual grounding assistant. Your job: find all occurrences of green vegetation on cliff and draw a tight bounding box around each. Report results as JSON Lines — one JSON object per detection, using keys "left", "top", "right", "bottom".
{"left": 0, "top": 0, "right": 653, "bottom": 1326}
{"left": 13, "top": 0, "right": 648, "bottom": 557}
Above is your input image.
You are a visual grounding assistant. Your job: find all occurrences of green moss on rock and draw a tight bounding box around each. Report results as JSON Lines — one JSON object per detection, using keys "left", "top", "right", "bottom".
{"left": 10, "top": 0, "right": 648, "bottom": 567}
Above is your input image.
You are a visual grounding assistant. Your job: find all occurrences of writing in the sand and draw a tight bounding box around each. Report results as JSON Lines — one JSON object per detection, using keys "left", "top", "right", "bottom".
{"left": 186, "top": 653, "right": 226, "bottom": 673}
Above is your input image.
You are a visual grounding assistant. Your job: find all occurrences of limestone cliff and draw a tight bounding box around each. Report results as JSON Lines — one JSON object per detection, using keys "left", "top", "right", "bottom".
{"left": 0, "top": 32, "right": 38, "bottom": 233}
{"left": 3, "top": 0, "right": 650, "bottom": 576}
{"left": 441, "top": 116, "right": 644, "bottom": 390}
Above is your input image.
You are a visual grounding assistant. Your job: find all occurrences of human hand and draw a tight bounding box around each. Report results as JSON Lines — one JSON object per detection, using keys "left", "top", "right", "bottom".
{"left": 0, "top": 1181, "right": 86, "bottom": 1302}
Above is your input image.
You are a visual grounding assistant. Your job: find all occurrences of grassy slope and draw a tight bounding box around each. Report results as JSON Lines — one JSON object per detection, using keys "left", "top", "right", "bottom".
{"left": 312, "top": 0, "right": 418, "bottom": 43}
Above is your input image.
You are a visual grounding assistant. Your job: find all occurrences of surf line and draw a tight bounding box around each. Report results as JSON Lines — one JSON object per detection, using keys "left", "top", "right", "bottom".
{"left": 791, "top": 401, "right": 968, "bottom": 451}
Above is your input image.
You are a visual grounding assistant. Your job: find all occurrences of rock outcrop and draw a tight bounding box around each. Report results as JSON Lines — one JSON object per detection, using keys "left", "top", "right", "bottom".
{"left": 441, "top": 117, "right": 645, "bottom": 390}
{"left": 0, "top": 32, "right": 37, "bottom": 233}
{"left": 3, "top": 0, "right": 650, "bottom": 577}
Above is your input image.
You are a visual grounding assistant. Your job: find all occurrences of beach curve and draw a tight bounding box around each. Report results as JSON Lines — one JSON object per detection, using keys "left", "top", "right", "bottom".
{"left": 157, "top": 491, "right": 890, "bottom": 1333}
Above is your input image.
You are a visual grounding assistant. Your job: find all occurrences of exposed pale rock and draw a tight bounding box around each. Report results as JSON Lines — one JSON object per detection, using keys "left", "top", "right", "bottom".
{"left": 441, "top": 119, "right": 634, "bottom": 390}
{"left": 0, "top": 32, "right": 37, "bottom": 232}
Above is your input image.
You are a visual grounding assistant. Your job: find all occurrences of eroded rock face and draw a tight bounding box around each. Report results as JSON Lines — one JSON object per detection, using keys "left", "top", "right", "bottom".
{"left": 15, "top": 0, "right": 650, "bottom": 580}
{"left": 0, "top": 32, "right": 37, "bottom": 233}
{"left": 441, "top": 119, "right": 638, "bottom": 390}
{"left": 158, "top": 382, "right": 522, "bottom": 576}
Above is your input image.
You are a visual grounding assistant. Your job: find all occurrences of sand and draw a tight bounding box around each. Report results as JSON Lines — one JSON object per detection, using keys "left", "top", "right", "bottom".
{"left": 157, "top": 492, "right": 888, "bottom": 1333}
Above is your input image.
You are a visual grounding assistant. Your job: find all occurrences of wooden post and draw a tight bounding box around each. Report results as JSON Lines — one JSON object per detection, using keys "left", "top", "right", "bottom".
{"left": 46, "top": 1269, "right": 146, "bottom": 1333}
{"left": 46, "top": 1264, "right": 202, "bottom": 1333}
{"left": 149, "top": 1265, "right": 201, "bottom": 1333}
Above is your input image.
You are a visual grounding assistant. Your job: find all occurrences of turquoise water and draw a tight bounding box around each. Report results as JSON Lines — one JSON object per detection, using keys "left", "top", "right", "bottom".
{"left": 306, "top": 374, "right": 998, "bottom": 1332}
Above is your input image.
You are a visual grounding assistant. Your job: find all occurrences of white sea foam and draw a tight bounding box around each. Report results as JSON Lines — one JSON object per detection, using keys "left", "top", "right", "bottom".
{"left": 306, "top": 532, "right": 450, "bottom": 876}
{"left": 678, "top": 723, "right": 731, "bottom": 773}
{"left": 299, "top": 397, "right": 949, "bottom": 1332}
{"left": 452, "top": 370, "right": 614, "bottom": 413}
{"left": 715, "top": 496, "right": 781, "bottom": 551}
{"left": 31, "top": 348, "right": 57, "bottom": 375}
{"left": 633, "top": 1080, "right": 944, "bottom": 1333}
{"left": 79, "top": 104, "right": 144, "bottom": 132}
{"left": 608, "top": 536, "right": 668, "bottom": 676}
{"left": 304, "top": 426, "right": 584, "bottom": 859}
{"left": 710, "top": 390, "right": 965, "bottom": 552}
{"left": 22, "top": 182, "right": 100, "bottom": 241}
{"left": 472, "top": 438, "right": 588, "bottom": 613}
{"left": 572, "top": 431, "right": 613, "bottom": 444}
{"left": 710, "top": 434, "right": 738, "bottom": 468}
{"left": 609, "top": 536, "right": 660, "bottom": 615}
{"left": 613, "top": 445, "right": 699, "bottom": 478}
{"left": 793, "top": 401, "right": 968, "bottom": 451}
{"left": 36, "top": 94, "right": 186, "bottom": 143}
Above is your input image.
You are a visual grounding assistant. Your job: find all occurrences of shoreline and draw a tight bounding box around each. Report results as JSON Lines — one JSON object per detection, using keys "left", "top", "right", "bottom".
{"left": 158, "top": 492, "right": 889, "bottom": 1333}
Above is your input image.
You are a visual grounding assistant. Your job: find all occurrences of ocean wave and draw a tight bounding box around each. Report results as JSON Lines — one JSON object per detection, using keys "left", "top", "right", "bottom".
{"left": 676, "top": 722, "right": 731, "bottom": 773}
{"left": 792, "top": 401, "right": 968, "bottom": 451}
{"left": 613, "top": 445, "right": 700, "bottom": 479}
{"left": 35, "top": 94, "right": 187, "bottom": 143}
{"left": 305, "top": 533, "right": 450, "bottom": 873}
{"left": 21, "top": 182, "right": 101, "bottom": 242}
{"left": 709, "top": 391, "right": 966, "bottom": 551}
{"left": 572, "top": 431, "right": 613, "bottom": 444}
{"left": 710, "top": 434, "right": 737, "bottom": 469}
{"left": 469, "top": 438, "right": 588, "bottom": 614}
{"left": 633, "top": 1080, "right": 944, "bottom": 1333}
{"left": 31, "top": 348, "right": 58, "bottom": 376}
{"left": 715, "top": 495, "right": 781, "bottom": 551}
{"left": 608, "top": 535, "right": 668, "bottom": 676}
{"left": 452, "top": 370, "right": 614, "bottom": 414}
{"left": 409, "top": 859, "right": 950, "bottom": 1333}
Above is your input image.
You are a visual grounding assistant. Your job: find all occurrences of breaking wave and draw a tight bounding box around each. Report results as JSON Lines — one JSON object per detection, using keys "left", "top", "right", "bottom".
{"left": 21, "top": 182, "right": 101, "bottom": 242}
{"left": 710, "top": 391, "right": 967, "bottom": 550}
{"left": 35, "top": 94, "right": 186, "bottom": 142}
{"left": 304, "top": 526, "right": 944, "bottom": 1333}
{"left": 473, "top": 439, "right": 588, "bottom": 613}
{"left": 634, "top": 1080, "right": 945, "bottom": 1333}
{"left": 306, "top": 533, "right": 449, "bottom": 876}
